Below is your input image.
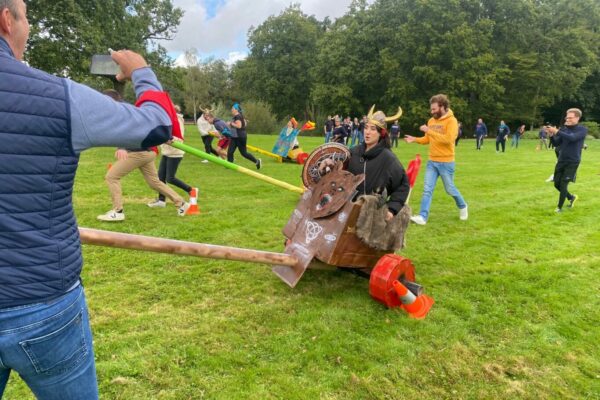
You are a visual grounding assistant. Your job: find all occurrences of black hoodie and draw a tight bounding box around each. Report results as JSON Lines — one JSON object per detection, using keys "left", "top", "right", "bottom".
{"left": 347, "top": 143, "right": 410, "bottom": 214}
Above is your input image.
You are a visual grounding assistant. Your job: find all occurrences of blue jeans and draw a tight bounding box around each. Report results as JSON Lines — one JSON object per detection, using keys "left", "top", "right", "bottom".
{"left": 325, "top": 131, "right": 332, "bottom": 143}
{"left": 350, "top": 129, "right": 359, "bottom": 147}
{"left": 418, "top": 160, "right": 466, "bottom": 220}
{"left": 511, "top": 134, "right": 520, "bottom": 148}
{"left": 0, "top": 285, "right": 98, "bottom": 399}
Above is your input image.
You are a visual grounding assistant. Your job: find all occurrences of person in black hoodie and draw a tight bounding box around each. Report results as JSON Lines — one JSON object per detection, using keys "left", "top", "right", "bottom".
{"left": 546, "top": 108, "right": 587, "bottom": 212}
{"left": 321, "top": 106, "right": 409, "bottom": 221}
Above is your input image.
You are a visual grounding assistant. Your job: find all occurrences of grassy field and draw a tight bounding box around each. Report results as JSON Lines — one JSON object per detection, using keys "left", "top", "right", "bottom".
{"left": 5, "top": 130, "right": 600, "bottom": 399}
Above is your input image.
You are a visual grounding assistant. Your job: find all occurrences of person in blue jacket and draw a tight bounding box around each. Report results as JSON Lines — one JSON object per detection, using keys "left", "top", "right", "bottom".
{"left": 496, "top": 120, "right": 510, "bottom": 153}
{"left": 474, "top": 118, "right": 487, "bottom": 150}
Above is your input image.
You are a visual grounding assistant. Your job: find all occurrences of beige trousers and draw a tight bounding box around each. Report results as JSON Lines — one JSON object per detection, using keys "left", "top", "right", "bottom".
{"left": 105, "top": 151, "right": 185, "bottom": 210}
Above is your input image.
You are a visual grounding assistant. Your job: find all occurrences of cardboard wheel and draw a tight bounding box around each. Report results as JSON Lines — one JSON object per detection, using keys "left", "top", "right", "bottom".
{"left": 301, "top": 143, "right": 351, "bottom": 189}
{"left": 369, "top": 254, "right": 416, "bottom": 308}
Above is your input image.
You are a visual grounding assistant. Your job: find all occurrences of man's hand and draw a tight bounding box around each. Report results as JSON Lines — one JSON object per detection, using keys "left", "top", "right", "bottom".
{"left": 419, "top": 125, "right": 429, "bottom": 133}
{"left": 385, "top": 210, "right": 394, "bottom": 222}
{"left": 546, "top": 126, "right": 558, "bottom": 136}
{"left": 111, "top": 50, "right": 149, "bottom": 82}
{"left": 404, "top": 135, "right": 416, "bottom": 143}
{"left": 115, "top": 149, "right": 128, "bottom": 161}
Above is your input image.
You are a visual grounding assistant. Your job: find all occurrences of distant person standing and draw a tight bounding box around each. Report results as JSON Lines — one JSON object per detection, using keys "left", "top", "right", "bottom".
{"left": 344, "top": 116, "right": 353, "bottom": 146}
{"left": 227, "top": 103, "right": 261, "bottom": 170}
{"left": 390, "top": 120, "right": 401, "bottom": 148}
{"left": 475, "top": 118, "right": 487, "bottom": 150}
{"left": 324, "top": 115, "right": 333, "bottom": 143}
{"left": 539, "top": 126, "right": 549, "bottom": 150}
{"left": 358, "top": 115, "right": 366, "bottom": 144}
{"left": 455, "top": 122, "right": 463, "bottom": 146}
{"left": 350, "top": 117, "right": 360, "bottom": 146}
{"left": 331, "top": 116, "right": 347, "bottom": 144}
{"left": 511, "top": 124, "right": 525, "bottom": 149}
{"left": 496, "top": 120, "right": 510, "bottom": 153}
{"left": 405, "top": 94, "right": 468, "bottom": 225}
{"left": 546, "top": 109, "right": 587, "bottom": 212}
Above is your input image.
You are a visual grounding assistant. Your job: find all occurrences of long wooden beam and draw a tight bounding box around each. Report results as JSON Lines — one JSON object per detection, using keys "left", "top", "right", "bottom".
{"left": 79, "top": 228, "right": 298, "bottom": 267}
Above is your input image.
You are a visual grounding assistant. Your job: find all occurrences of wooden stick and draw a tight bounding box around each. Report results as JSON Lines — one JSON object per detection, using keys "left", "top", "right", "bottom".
{"left": 79, "top": 228, "right": 298, "bottom": 267}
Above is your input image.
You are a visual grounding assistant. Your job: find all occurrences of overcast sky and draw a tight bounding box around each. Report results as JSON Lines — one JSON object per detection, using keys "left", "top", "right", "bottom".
{"left": 158, "top": 0, "right": 357, "bottom": 66}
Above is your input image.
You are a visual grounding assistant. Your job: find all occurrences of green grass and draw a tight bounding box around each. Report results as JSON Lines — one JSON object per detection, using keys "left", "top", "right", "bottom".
{"left": 5, "top": 131, "right": 600, "bottom": 399}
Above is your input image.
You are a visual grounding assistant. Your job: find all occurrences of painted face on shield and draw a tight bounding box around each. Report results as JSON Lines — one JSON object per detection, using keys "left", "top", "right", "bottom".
{"left": 310, "top": 164, "right": 364, "bottom": 218}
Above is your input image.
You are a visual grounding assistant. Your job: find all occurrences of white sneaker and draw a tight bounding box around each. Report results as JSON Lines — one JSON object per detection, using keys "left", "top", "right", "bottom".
{"left": 147, "top": 199, "right": 166, "bottom": 208}
{"left": 177, "top": 202, "right": 190, "bottom": 217}
{"left": 545, "top": 174, "right": 554, "bottom": 183}
{"left": 201, "top": 160, "right": 209, "bottom": 163}
{"left": 256, "top": 158, "right": 262, "bottom": 170}
{"left": 459, "top": 205, "right": 468, "bottom": 220}
{"left": 97, "top": 209, "right": 125, "bottom": 222}
{"left": 410, "top": 215, "right": 426, "bottom": 225}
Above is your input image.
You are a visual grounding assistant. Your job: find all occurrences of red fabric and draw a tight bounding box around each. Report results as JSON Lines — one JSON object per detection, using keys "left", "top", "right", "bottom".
{"left": 406, "top": 154, "right": 422, "bottom": 188}
{"left": 218, "top": 138, "right": 230, "bottom": 149}
{"left": 135, "top": 91, "right": 183, "bottom": 141}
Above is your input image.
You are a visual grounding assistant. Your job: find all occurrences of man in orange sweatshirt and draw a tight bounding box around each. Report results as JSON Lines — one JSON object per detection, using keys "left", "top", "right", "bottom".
{"left": 405, "top": 94, "right": 467, "bottom": 225}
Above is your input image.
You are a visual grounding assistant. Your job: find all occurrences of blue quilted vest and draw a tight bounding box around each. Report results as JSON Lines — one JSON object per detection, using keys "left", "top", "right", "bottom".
{"left": 0, "top": 38, "right": 82, "bottom": 308}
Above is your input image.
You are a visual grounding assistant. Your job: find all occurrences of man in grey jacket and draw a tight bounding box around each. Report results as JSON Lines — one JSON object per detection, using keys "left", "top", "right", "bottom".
{"left": 0, "top": 1, "right": 176, "bottom": 397}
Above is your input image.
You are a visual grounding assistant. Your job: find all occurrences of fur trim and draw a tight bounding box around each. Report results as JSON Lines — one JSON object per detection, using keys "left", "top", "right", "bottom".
{"left": 356, "top": 195, "right": 411, "bottom": 251}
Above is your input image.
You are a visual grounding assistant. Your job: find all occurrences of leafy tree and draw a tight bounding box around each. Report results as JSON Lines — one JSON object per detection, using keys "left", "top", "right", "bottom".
{"left": 26, "top": 0, "right": 183, "bottom": 81}
{"left": 233, "top": 5, "right": 323, "bottom": 119}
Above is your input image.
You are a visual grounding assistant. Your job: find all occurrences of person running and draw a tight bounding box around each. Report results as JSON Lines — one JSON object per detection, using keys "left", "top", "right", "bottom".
{"left": 197, "top": 108, "right": 219, "bottom": 162}
{"left": 405, "top": 94, "right": 467, "bottom": 225}
{"left": 97, "top": 96, "right": 190, "bottom": 221}
{"left": 148, "top": 105, "right": 196, "bottom": 208}
{"left": 545, "top": 108, "right": 587, "bottom": 212}
{"left": 227, "top": 103, "right": 261, "bottom": 169}
{"left": 203, "top": 110, "right": 231, "bottom": 160}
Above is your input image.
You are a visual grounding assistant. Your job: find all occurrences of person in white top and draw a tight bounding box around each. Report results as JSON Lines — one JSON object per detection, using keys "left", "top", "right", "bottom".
{"left": 148, "top": 105, "right": 197, "bottom": 207}
{"left": 197, "top": 110, "right": 219, "bottom": 163}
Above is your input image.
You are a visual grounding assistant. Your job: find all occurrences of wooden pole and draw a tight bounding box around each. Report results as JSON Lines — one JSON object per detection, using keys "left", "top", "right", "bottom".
{"left": 79, "top": 228, "right": 298, "bottom": 267}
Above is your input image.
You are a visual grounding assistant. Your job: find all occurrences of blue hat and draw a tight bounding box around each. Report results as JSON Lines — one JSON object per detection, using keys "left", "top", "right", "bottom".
{"left": 233, "top": 103, "right": 242, "bottom": 112}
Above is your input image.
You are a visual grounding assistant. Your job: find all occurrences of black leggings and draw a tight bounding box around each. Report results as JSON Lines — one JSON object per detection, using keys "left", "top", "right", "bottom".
{"left": 157, "top": 156, "right": 192, "bottom": 201}
{"left": 227, "top": 137, "right": 258, "bottom": 164}
{"left": 496, "top": 138, "right": 506, "bottom": 152}
{"left": 553, "top": 161, "right": 578, "bottom": 208}
{"left": 202, "top": 135, "right": 219, "bottom": 156}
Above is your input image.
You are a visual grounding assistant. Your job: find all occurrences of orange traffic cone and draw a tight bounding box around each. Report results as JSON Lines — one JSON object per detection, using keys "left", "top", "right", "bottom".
{"left": 186, "top": 187, "right": 200, "bottom": 215}
{"left": 392, "top": 280, "right": 434, "bottom": 319}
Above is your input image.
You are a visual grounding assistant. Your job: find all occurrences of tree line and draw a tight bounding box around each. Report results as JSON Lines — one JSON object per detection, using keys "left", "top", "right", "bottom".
{"left": 24, "top": 0, "right": 600, "bottom": 134}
